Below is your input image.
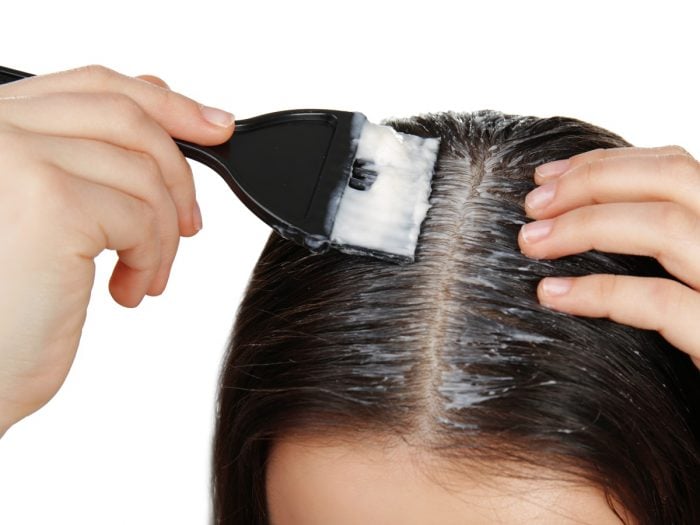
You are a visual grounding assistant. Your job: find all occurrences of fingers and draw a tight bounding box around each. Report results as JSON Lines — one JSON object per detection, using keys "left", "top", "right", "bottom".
{"left": 28, "top": 164, "right": 163, "bottom": 308}
{"left": 0, "top": 64, "right": 235, "bottom": 238}
{"left": 0, "top": 92, "right": 200, "bottom": 237}
{"left": 519, "top": 202, "right": 700, "bottom": 289}
{"left": 536, "top": 274, "right": 700, "bottom": 365}
{"left": 522, "top": 145, "right": 700, "bottom": 369}
{"left": 0, "top": 64, "right": 234, "bottom": 144}
{"left": 532, "top": 145, "right": 692, "bottom": 185}
{"left": 526, "top": 149, "right": 700, "bottom": 220}
{"left": 18, "top": 131, "right": 180, "bottom": 295}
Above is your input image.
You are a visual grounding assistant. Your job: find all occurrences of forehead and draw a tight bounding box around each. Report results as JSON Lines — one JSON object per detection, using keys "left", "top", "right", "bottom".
{"left": 264, "top": 435, "right": 624, "bottom": 525}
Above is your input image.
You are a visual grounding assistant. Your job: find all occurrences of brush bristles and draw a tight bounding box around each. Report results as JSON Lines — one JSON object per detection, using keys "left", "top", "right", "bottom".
{"left": 330, "top": 121, "right": 440, "bottom": 260}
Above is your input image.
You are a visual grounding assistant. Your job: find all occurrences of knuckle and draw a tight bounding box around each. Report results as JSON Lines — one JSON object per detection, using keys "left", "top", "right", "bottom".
{"left": 147, "top": 75, "right": 168, "bottom": 87}
{"left": 159, "top": 221, "right": 180, "bottom": 265}
{"left": 656, "top": 202, "right": 695, "bottom": 237}
{"left": 595, "top": 274, "right": 621, "bottom": 301}
{"left": 573, "top": 203, "right": 598, "bottom": 231}
{"left": 133, "top": 151, "right": 162, "bottom": 183}
{"left": 665, "top": 153, "right": 700, "bottom": 195}
{"left": 174, "top": 158, "right": 196, "bottom": 200}
{"left": 664, "top": 144, "right": 692, "bottom": 157}
{"left": 646, "top": 278, "right": 681, "bottom": 320}
{"left": 146, "top": 207, "right": 160, "bottom": 242}
{"left": 139, "top": 156, "right": 165, "bottom": 196}
{"left": 131, "top": 161, "right": 166, "bottom": 206}
{"left": 74, "top": 64, "right": 116, "bottom": 87}
{"left": 137, "top": 201, "right": 160, "bottom": 246}
{"left": 571, "top": 147, "right": 607, "bottom": 164}
{"left": 668, "top": 152, "right": 700, "bottom": 181}
{"left": 99, "top": 93, "right": 149, "bottom": 132}
{"left": 579, "top": 157, "right": 606, "bottom": 188}
{"left": 152, "top": 85, "right": 179, "bottom": 115}
{"left": 131, "top": 223, "right": 161, "bottom": 271}
{"left": 146, "top": 229, "right": 163, "bottom": 269}
{"left": 22, "top": 163, "right": 73, "bottom": 215}
{"left": 0, "top": 135, "right": 67, "bottom": 222}
{"left": 133, "top": 152, "right": 173, "bottom": 215}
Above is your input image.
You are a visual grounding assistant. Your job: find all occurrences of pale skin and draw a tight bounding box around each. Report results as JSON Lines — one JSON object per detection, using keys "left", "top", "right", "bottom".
{"left": 0, "top": 66, "right": 696, "bottom": 520}
{"left": 0, "top": 65, "right": 235, "bottom": 436}
{"left": 266, "top": 435, "right": 631, "bottom": 524}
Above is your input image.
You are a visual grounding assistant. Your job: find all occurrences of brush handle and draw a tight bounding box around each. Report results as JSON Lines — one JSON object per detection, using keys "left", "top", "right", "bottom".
{"left": 0, "top": 64, "right": 239, "bottom": 182}
{"left": 0, "top": 65, "right": 362, "bottom": 254}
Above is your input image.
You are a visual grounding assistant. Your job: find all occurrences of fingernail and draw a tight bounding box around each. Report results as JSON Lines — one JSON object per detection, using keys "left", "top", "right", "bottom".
{"left": 535, "top": 158, "right": 571, "bottom": 179}
{"left": 541, "top": 277, "right": 573, "bottom": 297}
{"left": 200, "top": 104, "right": 235, "bottom": 128}
{"left": 525, "top": 182, "right": 556, "bottom": 210}
{"left": 192, "top": 200, "right": 203, "bottom": 232}
{"left": 521, "top": 219, "right": 553, "bottom": 243}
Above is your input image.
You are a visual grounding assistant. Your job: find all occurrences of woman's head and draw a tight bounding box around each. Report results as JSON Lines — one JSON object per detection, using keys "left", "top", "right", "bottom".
{"left": 213, "top": 111, "right": 700, "bottom": 524}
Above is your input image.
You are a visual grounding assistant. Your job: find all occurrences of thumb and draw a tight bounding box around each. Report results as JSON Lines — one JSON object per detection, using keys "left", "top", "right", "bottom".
{"left": 131, "top": 72, "right": 235, "bottom": 144}
{"left": 1, "top": 65, "right": 235, "bottom": 146}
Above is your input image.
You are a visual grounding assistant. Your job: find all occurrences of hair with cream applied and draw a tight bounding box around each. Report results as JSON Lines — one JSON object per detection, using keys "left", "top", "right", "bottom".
{"left": 212, "top": 111, "right": 700, "bottom": 524}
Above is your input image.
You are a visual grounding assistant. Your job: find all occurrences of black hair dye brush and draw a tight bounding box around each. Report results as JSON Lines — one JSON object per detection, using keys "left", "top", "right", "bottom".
{"left": 0, "top": 65, "right": 440, "bottom": 263}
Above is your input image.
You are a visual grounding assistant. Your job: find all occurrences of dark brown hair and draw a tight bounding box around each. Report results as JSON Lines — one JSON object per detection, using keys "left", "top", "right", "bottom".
{"left": 212, "top": 110, "right": 700, "bottom": 524}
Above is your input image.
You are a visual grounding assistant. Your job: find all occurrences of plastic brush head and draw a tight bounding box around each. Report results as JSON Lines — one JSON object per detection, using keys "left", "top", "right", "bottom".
{"left": 330, "top": 120, "right": 441, "bottom": 263}
{"left": 165, "top": 109, "right": 439, "bottom": 264}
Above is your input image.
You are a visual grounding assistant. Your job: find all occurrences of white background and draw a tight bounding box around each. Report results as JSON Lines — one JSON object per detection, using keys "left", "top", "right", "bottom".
{"left": 0, "top": 1, "right": 698, "bottom": 523}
